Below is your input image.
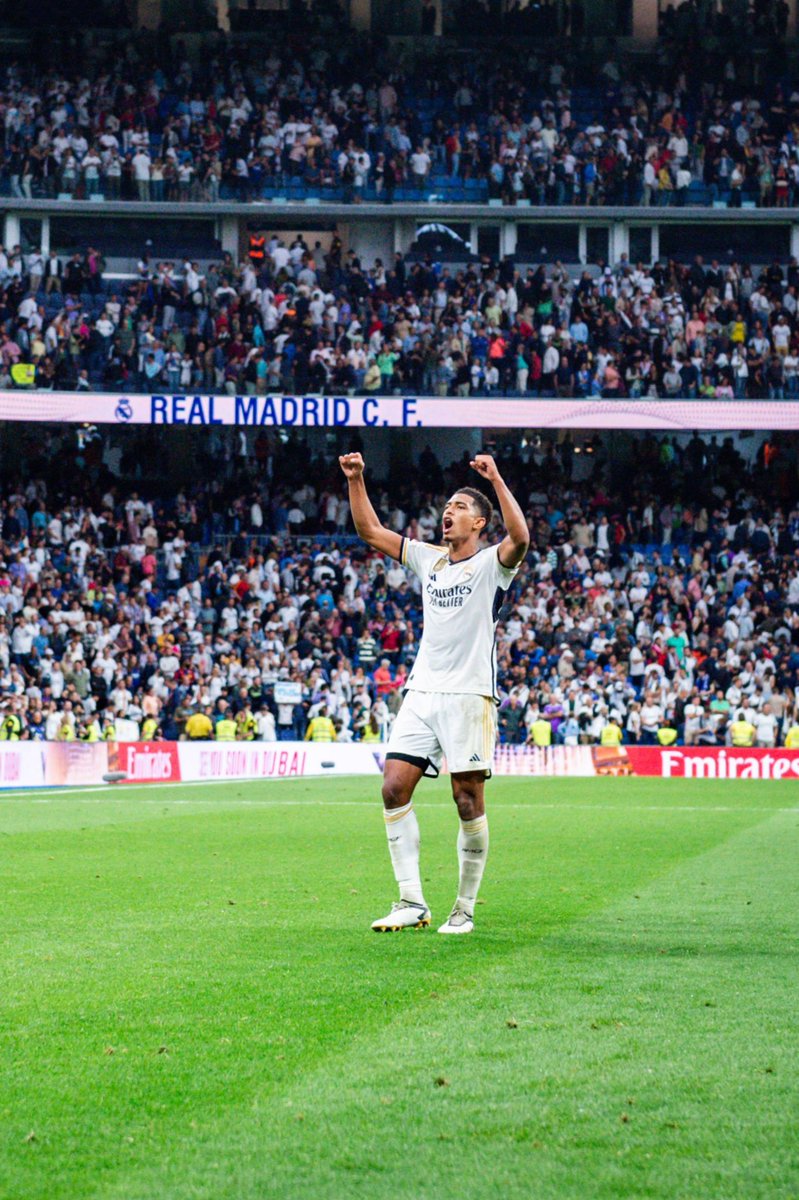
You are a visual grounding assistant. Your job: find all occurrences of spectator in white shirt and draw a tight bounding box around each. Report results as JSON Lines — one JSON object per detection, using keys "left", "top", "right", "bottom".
{"left": 131, "top": 150, "right": 151, "bottom": 200}
{"left": 410, "top": 146, "right": 431, "bottom": 188}
{"left": 754, "top": 703, "right": 777, "bottom": 747}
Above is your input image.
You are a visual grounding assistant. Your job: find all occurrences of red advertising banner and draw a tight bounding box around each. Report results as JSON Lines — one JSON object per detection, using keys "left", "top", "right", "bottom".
{"left": 117, "top": 742, "right": 182, "bottom": 784}
{"left": 461, "top": 744, "right": 799, "bottom": 780}
{"left": 623, "top": 746, "right": 799, "bottom": 780}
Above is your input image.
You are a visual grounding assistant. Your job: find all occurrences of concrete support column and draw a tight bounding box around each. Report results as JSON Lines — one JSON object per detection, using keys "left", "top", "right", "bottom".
{"left": 501, "top": 222, "right": 517, "bottom": 257}
{"left": 578, "top": 223, "right": 587, "bottom": 265}
{"left": 350, "top": 0, "right": 371, "bottom": 31}
{"left": 393, "top": 218, "right": 416, "bottom": 255}
{"left": 651, "top": 223, "right": 660, "bottom": 264}
{"left": 791, "top": 223, "right": 799, "bottom": 262}
{"left": 216, "top": 0, "right": 230, "bottom": 32}
{"left": 632, "top": 0, "right": 658, "bottom": 42}
{"left": 133, "top": 0, "right": 162, "bottom": 30}
{"left": 469, "top": 222, "right": 479, "bottom": 256}
{"left": 4, "top": 213, "right": 20, "bottom": 250}
{"left": 610, "top": 220, "right": 628, "bottom": 265}
{"left": 220, "top": 215, "right": 240, "bottom": 260}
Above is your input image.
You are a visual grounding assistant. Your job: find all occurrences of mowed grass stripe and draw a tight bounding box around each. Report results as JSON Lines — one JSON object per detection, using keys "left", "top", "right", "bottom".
{"left": 90, "top": 803, "right": 794, "bottom": 1200}
{"left": 237, "top": 806, "right": 797, "bottom": 1200}
{"left": 0, "top": 778, "right": 791, "bottom": 1200}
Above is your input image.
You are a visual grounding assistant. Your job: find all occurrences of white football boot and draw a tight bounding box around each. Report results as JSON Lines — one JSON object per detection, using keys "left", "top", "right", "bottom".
{"left": 437, "top": 906, "right": 474, "bottom": 934}
{"left": 371, "top": 900, "right": 431, "bottom": 932}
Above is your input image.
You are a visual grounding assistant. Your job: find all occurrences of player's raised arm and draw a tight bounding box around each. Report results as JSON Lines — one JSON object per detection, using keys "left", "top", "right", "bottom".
{"left": 339, "top": 452, "right": 403, "bottom": 560}
{"left": 470, "top": 453, "right": 529, "bottom": 567}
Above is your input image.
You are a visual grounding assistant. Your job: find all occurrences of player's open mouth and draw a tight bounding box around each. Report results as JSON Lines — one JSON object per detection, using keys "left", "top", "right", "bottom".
{"left": 442, "top": 517, "right": 453, "bottom": 532}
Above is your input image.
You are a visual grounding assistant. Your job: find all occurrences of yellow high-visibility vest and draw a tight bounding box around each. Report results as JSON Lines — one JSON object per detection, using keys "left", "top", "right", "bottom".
{"left": 305, "top": 716, "right": 336, "bottom": 742}
{"left": 530, "top": 719, "right": 552, "bottom": 747}
{"left": 730, "top": 720, "right": 755, "bottom": 747}
{"left": 601, "top": 723, "right": 623, "bottom": 746}
{"left": 0, "top": 715, "right": 21, "bottom": 741}
{"left": 11, "top": 362, "right": 35, "bottom": 386}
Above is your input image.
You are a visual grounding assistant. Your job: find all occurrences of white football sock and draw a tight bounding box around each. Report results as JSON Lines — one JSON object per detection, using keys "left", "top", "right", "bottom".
{"left": 384, "top": 800, "right": 424, "bottom": 906}
{"left": 456, "top": 814, "right": 489, "bottom": 912}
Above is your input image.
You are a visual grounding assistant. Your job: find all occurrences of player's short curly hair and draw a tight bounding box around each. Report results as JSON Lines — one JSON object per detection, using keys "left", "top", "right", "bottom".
{"left": 455, "top": 487, "right": 494, "bottom": 529}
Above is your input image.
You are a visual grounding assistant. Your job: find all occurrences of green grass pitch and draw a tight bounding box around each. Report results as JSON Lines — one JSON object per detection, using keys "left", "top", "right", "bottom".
{"left": 2, "top": 775, "right": 798, "bottom": 1200}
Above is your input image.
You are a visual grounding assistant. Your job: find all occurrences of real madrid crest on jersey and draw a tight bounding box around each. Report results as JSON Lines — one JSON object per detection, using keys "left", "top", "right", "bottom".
{"left": 433, "top": 556, "right": 448, "bottom": 572}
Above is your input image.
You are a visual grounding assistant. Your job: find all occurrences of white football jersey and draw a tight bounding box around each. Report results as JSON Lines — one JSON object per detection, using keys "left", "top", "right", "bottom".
{"left": 400, "top": 538, "right": 518, "bottom": 700}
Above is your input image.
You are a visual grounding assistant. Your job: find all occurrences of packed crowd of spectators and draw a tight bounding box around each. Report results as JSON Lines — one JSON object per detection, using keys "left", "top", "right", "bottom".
{"left": 0, "top": 428, "right": 796, "bottom": 750}
{"left": 659, "top": 0, "right": 791, "bottom": 44}
{"left": 11, "top": 239, "right": 799, "bottom": 400}
{"left": 2, "top": 21, "right": 799, "bottom": 207}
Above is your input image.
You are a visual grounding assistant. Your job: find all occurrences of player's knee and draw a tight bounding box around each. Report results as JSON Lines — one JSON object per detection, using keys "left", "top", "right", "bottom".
{"left": 451, "top": 784, "right": 482, "bottom": 821}
{"left": 381, "top": 776, "right": 411, "bottom": 810}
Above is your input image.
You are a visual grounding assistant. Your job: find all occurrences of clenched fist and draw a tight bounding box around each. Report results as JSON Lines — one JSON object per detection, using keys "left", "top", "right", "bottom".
{"left": 470, "top": 454, "right": 501, "bottom": 483}
{"left": 339, "top": 452, "right": 365, "bottom": 479}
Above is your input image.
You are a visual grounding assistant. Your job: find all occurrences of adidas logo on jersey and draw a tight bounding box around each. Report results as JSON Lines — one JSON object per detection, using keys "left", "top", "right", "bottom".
{"left": 469, "top": 753, "right": 482, "bottom": 763}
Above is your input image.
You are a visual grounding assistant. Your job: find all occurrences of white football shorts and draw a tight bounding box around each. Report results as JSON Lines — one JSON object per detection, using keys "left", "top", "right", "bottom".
{"left": 386, "top": 690, "right": 497, "bottom": 776}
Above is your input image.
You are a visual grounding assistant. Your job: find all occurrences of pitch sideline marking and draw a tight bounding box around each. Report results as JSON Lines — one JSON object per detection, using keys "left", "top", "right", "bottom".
{"left": 40, "top": 800, "right": 799, "bottom": 813}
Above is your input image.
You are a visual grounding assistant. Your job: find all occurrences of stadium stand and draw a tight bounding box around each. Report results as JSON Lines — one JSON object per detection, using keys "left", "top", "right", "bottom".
{"left": 0, "top": 9, "right": 796, "bottom": 751}
{"left": 1, "top": 25, "right": 799, "bottom": 208}
{"left": 0, "top": 430, "right": 796, "bottom": 748}
{"left": 7, "top": 242, "right": 799, "bottom": 398}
